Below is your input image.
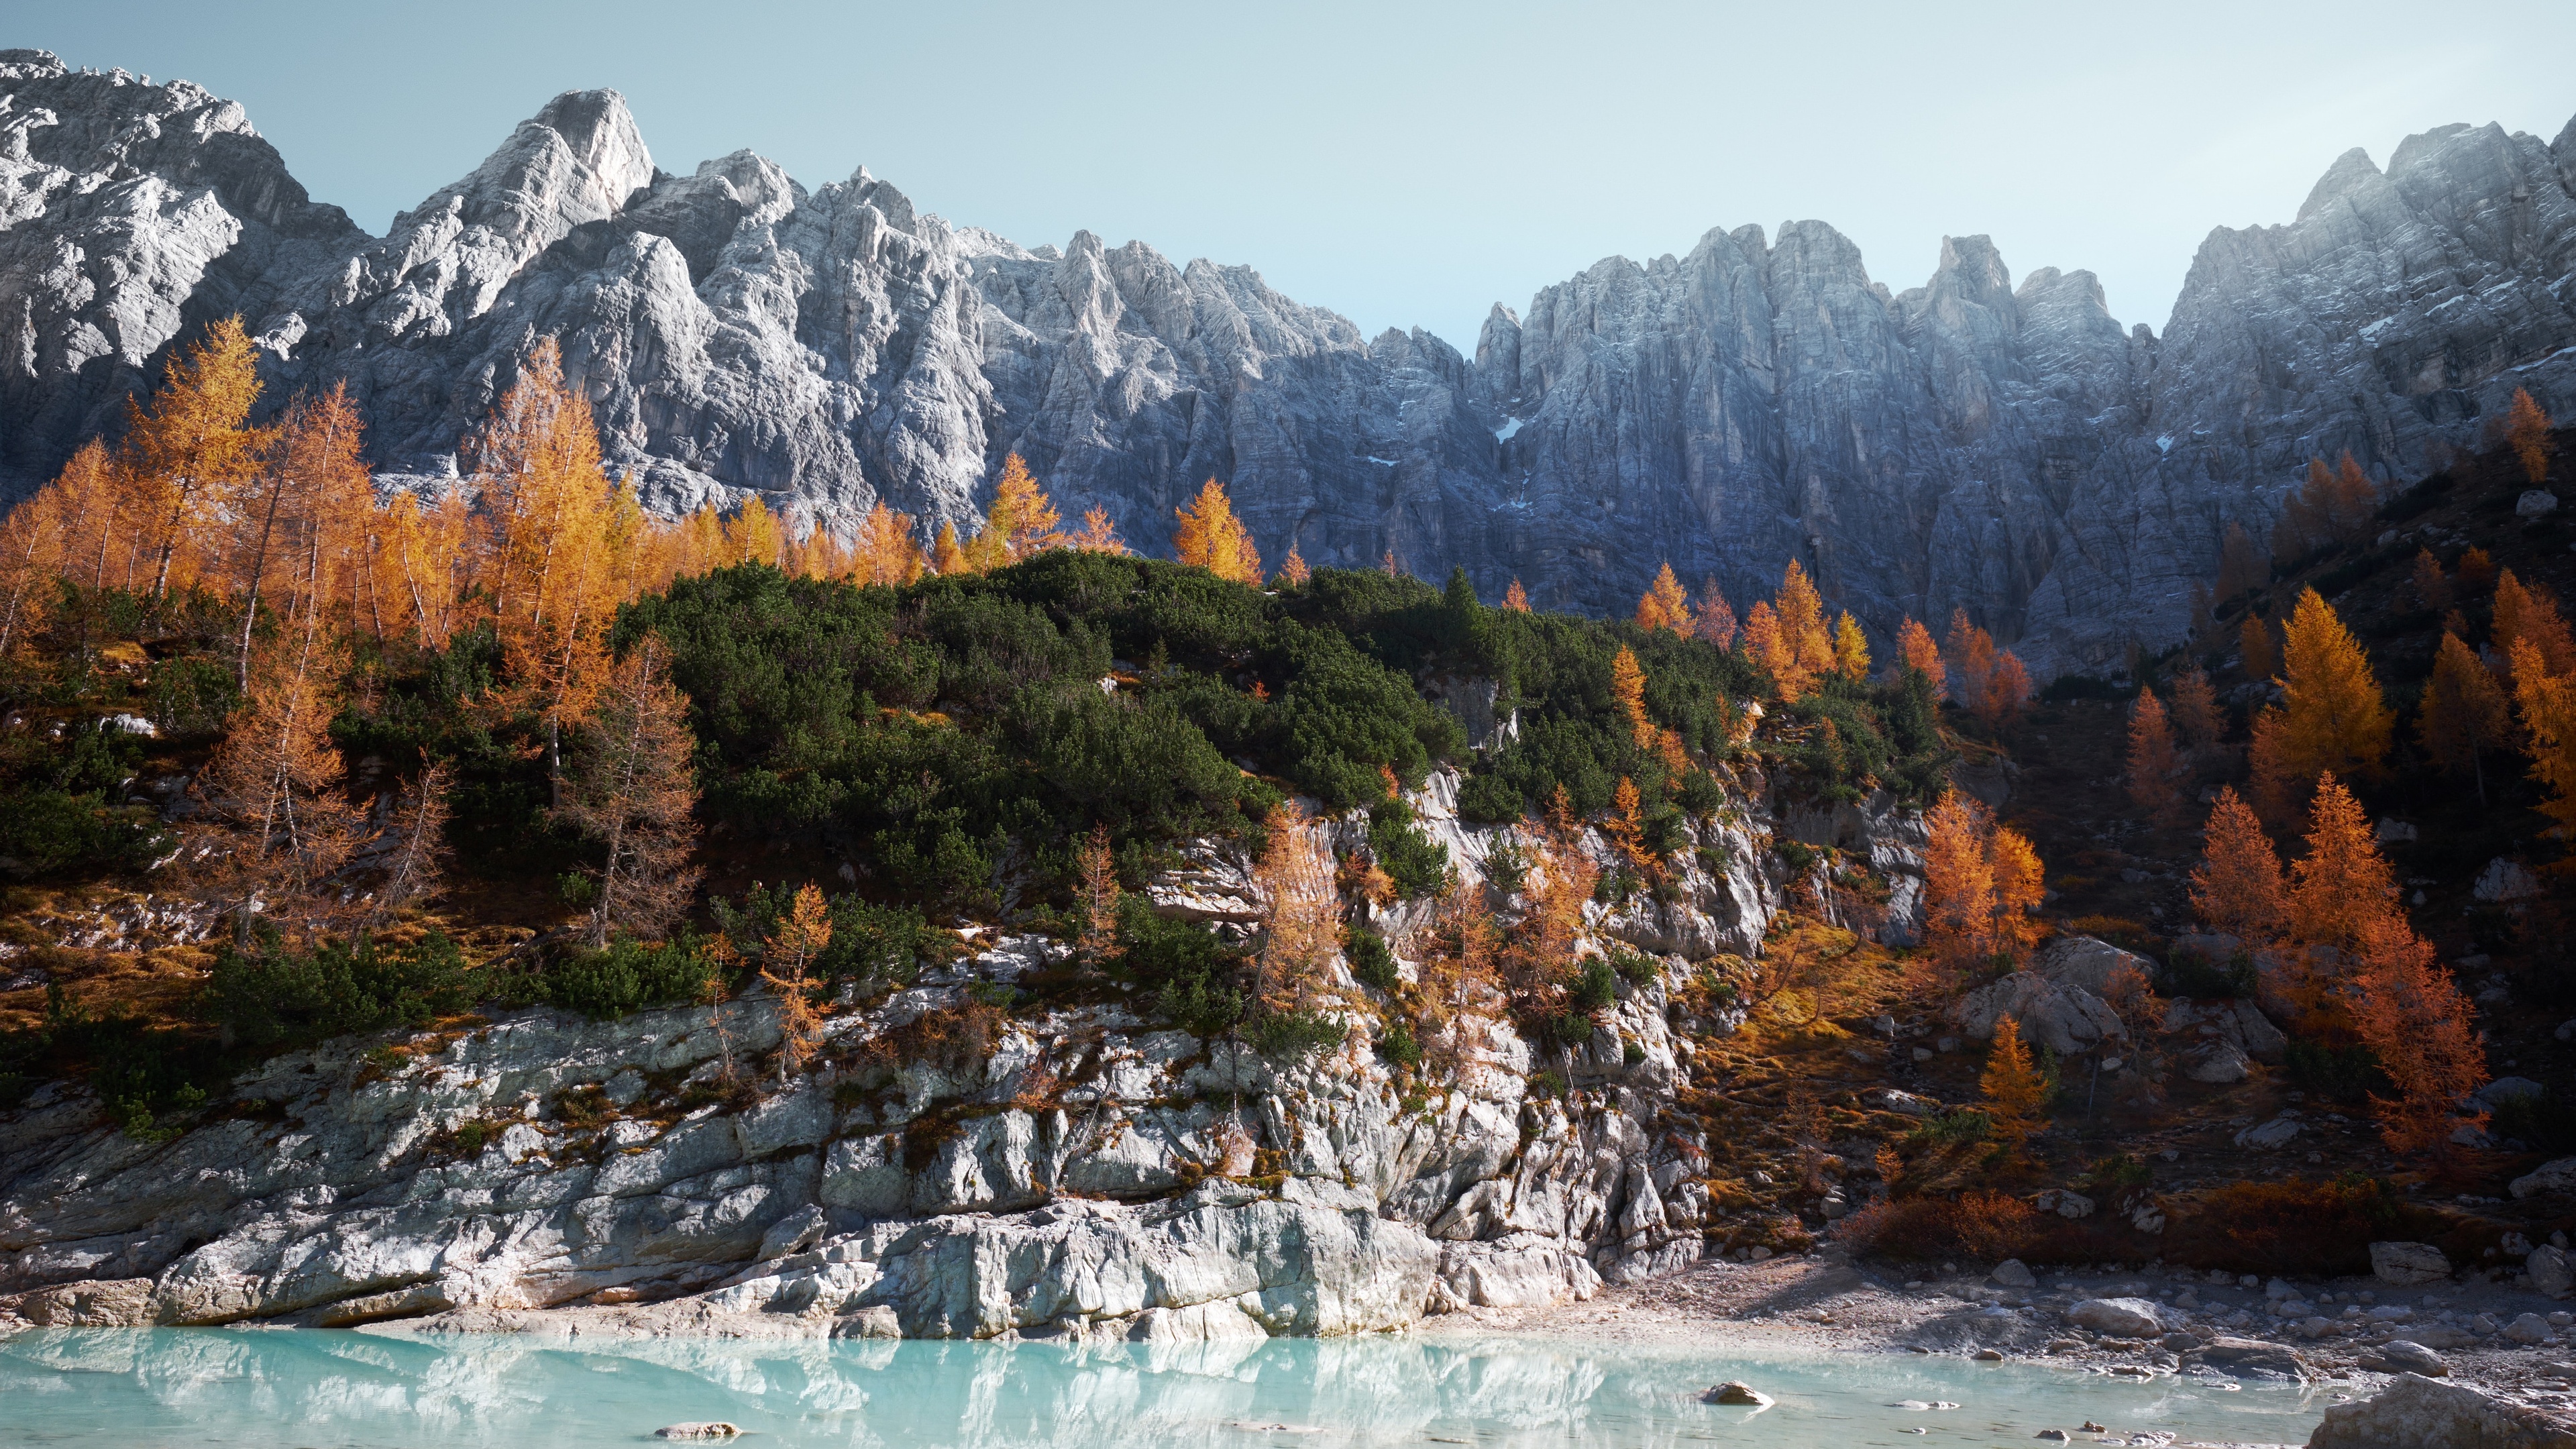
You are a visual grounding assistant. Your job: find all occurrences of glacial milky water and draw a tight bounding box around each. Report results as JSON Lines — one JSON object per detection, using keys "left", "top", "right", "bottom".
{"left": 0, "top": 1326, "right": 2326, "bottom": 1448}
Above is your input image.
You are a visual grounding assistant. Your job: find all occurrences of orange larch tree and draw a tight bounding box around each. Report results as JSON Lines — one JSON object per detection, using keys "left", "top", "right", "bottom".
{"left": 1693, "top": 580, "right": 1737, "bottom": 649}
{"left": 1922, "top": 789, "right": 2000, "bottom": 968}
{"left": 2248, "top": 588, "right": 2391, "bottom": 817}
{"left": 2188, "top": 786, "right": 2287, "bottom": 945}
{"left": 756, "top": 883, "right": 833, "bottom": 1087}
{"left": 0, "top": 452, "right": 78, "bottom": 653}
{"left": 555, "top": 634, "right": 704, "bottom": 947}
{"left": 1832, "top": 612, "right": 1870, "bottom": 682}
{"left": 2418, "top": 631, "right": 2512, "bottom": 802}
{"left": 1502, "top": 578, "right": 1529, "bottom": 612}
{"left": 2239, "top": 613, "right": 2279, "bottom": 682}
{"left": 2126, "top": 686, "right": 2186, "bottom": 824}
{"left": 2215, "top": 520, "right": 2266, "bottom": 602}
{"left": 930, "top": 520, "right": 971, "bottom": 576}
{"left": 1989, "top": 822, "right": 2045, "bottom": 957}
{"left": 1895, "top": 616, "right": 1945, "bottom": 696}
{"left": 1610, "top": 645, "right": 1652, "bottom": 747}
{"left": 1980, "top": 1015, "right": 2049, "bottom": 1150}
{"left": 2459, "top": 545, "right": 2498, "bottom": 596}
{"left": 1635, "top": 562, "right": 1690, "bottom": 634}
{"left": 848, "top": 501, "right": 925, "bottom": 586}
{"left": 2508, "top": 387, "right": 2555, "bottom": 484}
{"left": 2349, "top": 912, "right": 2490, "bottom": 1156}
{"left": 1074, "top": 823, "right": 1122, "bottom": 971}
{"left": 2168, "top": 667, "right": 2225, "bottom": 753}
{"left": 1981, "top": 651, "right": 2032, "bottom": 733}
{"left": 1173, "top": 479, "right": 1261, "bottom": 584}
{"left": 1068, "top": 506, "right": 1127, "bottom": 556}
{"left": 125, "top": 315, "right": 270, "bottom": 602}
{"left": 967, "top": 453, "right": 1064, "bottom": 570}
{"left": 1945, "top": 608, "right": 1997, "bottom": 714}
{"left": 1773, "top": 560, "right": 1835, "bottom": 688}
{"left": 2284, "top": 772, "right": 2403, "bottom": 959}
{"left": 1741, "top": 600, "right": 1788, "bottom": 694}
{"left": 2493, "top": 568, "right": 2576, "bottom": 680}
{"left": 2409, "top": 549, "right": 2453, "bottom": 613}
{"left": 2511, "top": 635, "right": 2576, "bottom": 836}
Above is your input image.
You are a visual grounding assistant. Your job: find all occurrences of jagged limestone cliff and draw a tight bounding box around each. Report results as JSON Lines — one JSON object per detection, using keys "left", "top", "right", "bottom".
{"left": 3, "top": 47, "right": 2571, "bottom": 671}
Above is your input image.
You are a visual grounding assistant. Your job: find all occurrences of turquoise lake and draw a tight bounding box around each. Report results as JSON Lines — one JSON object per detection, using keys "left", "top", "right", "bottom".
{"left": 0, "top": 1327, "right": 2326, "bottom": 1448}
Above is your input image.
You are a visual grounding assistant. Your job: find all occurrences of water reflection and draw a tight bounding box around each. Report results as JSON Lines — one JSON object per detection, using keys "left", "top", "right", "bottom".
{"left": 0, "top": 1327, "right": 2323, "bottom": 1448}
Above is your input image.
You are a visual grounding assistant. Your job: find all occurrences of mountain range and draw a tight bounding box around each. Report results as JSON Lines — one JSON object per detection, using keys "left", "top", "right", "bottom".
{"left": 1, "top": 46, "right": 2571, "bottom": 672}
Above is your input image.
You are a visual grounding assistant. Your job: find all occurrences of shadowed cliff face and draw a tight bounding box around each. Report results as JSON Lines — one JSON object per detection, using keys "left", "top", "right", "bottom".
{"left": 3, "top": 45, "right": 2573, "bottom": 674}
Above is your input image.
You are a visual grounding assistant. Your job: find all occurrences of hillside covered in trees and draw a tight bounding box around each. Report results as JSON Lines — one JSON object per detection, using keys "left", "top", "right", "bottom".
{"left": 6, "top": 314, "right": 2576, "bottom": 1330}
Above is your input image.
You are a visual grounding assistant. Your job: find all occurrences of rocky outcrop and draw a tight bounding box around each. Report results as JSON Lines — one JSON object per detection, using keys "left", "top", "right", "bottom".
{"left": 2306, "top": 1372, "right": 2576, "bottom": 1448}
{"left": 0, "top": 769, "right": 1799, "bottom": 1339}
{"left": 9, "top": 49, "right": 2570, "bottom": 670}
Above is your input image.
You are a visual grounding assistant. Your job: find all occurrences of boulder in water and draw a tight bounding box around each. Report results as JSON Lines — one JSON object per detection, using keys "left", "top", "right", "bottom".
{"left": 1702, "top": 1381, "right": 1773, "bottom": 1407}
{"left": 655, "top": 1426, "right": 742, "bottom": 1441}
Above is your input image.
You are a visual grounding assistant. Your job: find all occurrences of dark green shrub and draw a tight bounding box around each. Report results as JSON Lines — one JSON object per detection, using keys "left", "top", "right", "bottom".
{"left": 2491, "top": 1089, "right": 2576, "bottom": 1154}
{"left": 1572, "top": 957, "right": 1618, "bottom": 1012}
{"left": 1377, "top": 1019, "right": 1421, "bottom": 1067}
{"left": 1609, "top": 947, "right": 1662, "bottom": 987}
{"left": 1250, "top": 1010, "right": 1346, "bottom": 1063}
{"left": 1116, "top": 896, "right": 1244, "bottom": 1036}
{"left": 1368, "top": 798, "right": 1453, "bottom": 900}
{"left": 201, "top": 930, "right": 472, "bottom": 1050}
{"left": 544, "top": 934, "right": 718, "bottom": 1018}
{"left": 1344, "top": 927, "right": 1400, "bottom": 992}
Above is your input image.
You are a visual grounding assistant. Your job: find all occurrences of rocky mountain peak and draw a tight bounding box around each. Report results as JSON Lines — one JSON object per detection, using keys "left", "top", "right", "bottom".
{"left": 1, "top": 63, "right": 2571, "bottom": 674}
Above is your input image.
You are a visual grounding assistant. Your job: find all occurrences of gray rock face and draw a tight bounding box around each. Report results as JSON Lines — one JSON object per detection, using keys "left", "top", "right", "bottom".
{"left": 0, "top": 770, "right": 1786, "bottom": 1339}
{"left": 2309, "top": 1372, "right": 2576, "bottom": 1447}
{"left": 2372, "top": 1240, "right": 2453, "bottom": 1285}
{"left": 5, "top": 48, "right": 2574, "bottom": 670}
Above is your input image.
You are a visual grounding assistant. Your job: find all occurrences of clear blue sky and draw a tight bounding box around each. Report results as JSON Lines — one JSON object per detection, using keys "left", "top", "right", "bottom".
{"left": 23, "top": 1, "right": 2573, "bottom": 350}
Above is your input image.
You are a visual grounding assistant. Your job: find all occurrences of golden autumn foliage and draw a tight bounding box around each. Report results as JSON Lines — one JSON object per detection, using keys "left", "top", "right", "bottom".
{"left": 2126, "top": 686, "right": 2186, "bottom": 824}
{"left": 1068, "top": 506, "right": 1126, "bottom": 556}
{"left": 125, "top": 315, "right": 270, "bottom": 602}
{"left": 1502, "top": 577, "right": 1529, "bottom": 611}
{"left": 555, "top": 635, "right": 704, "bottom": 947}
{"left": 1979, "top": 1016, "right": 2049, "bottom": 1149}
{"left": 757, "top": 883, "right": 834, "bottom": 1087}
{"left": 722, "top": 494, "right": 783, "bottom": 568}
{"left": 1251, "top": 802, "right": 1346, "bottom": 1025}
{"left": 2248, "top": 588, "right": 2390, "bottom": 816}
{"left": 1635, "top": 561, "right": 1690, "bottom": 634}
{"left": 2418, "top": 631, "right": 2511, "bottom": 800}
{"left": 1945, "top": 608, "right": 1995, "bottom": 711}
{"left": 1075, "top": 824, "right": 1121, "bottom": 970}
{"left": 1604, "top": 775, "right": 1654, "bottom": 874}
{"left": 2410, "top": 549, "right": 2454, "bottom": 612}
{"left": 1173, "top": 478, "right": 1261, "bottom": 584}
{"left": 1693, "top": 580, "right": 1737, "bottom": 649}
{"left": 2188, "top": 786, "right": 2287, "bottom": 945}
{"left": 966, "top": 453, "right": 1064, "bottom": 571}
{"left": 2272, "top": 451, "right": 2379, "bottom": 558}
{"left": 2239, "top": 613, "right": 2279, "bottom": 681}
{"left": 2508, "top": 386, "right": 2555, "bottom": 484}
{"left": 2284, "top": 773, "right": 2402, "bottom": 959}
{"left": 2459, "top": 546, "right": 2497, "bottom": 596}
{"left": 2349, "top": 912, "right": 2491, "bottom": 1156}
{"left": 2492, "top": 569, "right": 2576, "bottom": 680}
{"left": 2511, "top": 635, "right": 2576, "bottom": 835}
{"left": 931, "top": 521, "right": 970, "bottom": 576}
{"left": 1923, "top": 790, "right": 2042, "bottom": 968}
{"left": 1982, "top": 651, "right": 2032, "bottom": 733}
{"left": 1832, "top": 612, "right": 1870, "bottom": 682}
{"left": 1610, "top": 645, "right": 1651, "bottom": 747}
{"left": 1895, "top": 616, "right": 1944, "bottom": 696}
{"left": 2168, "top": 667, "right": 2223, "bottom": 753}
{"left": 849, "top": 501, "right": 927, "bottom": 586}
{"left": 1275, "top": 543, "right": 1311, "bottom": 586}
